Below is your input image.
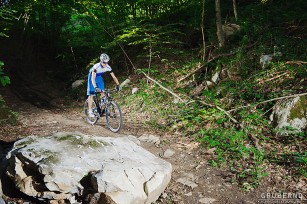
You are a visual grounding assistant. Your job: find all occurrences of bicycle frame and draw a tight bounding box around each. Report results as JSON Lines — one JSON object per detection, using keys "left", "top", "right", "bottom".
{"left": 94, "top": 89, "right": 116, "bottom": 117}
{"left": 93, "top": 93, "right": 104, "bottom": 117}
{"left": 85, "top": 88, "right": 122, "bottom": 132}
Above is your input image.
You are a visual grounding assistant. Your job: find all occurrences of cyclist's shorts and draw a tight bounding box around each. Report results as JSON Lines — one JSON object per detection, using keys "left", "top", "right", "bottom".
{"left": 87, "top": 72, "right": 105, "bottom": 96}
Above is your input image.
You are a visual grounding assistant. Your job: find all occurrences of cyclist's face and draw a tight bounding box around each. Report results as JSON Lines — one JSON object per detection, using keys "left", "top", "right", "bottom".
{"left": 101, "top": 61, "right": 108, "bottom": 66}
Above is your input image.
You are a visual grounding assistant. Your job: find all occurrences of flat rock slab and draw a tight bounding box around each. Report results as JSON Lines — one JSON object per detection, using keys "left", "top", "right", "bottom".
{"left": 5, "top": 132, "right": 172, "bottom": 204}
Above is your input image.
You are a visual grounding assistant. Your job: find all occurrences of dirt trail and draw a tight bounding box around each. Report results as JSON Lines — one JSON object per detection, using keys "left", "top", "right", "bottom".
{"left": 0, "top": 90, "right": 261, "bottom": 204}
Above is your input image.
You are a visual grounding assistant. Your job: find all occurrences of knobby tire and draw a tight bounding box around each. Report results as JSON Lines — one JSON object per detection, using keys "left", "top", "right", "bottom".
{"left": 105, "top": 101, "right": 122, "bottom": 133}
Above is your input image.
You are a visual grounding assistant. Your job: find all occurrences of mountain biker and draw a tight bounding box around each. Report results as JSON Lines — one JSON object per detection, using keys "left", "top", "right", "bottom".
{"left": 87, "top": 53, "right": 120, "bottom": 117}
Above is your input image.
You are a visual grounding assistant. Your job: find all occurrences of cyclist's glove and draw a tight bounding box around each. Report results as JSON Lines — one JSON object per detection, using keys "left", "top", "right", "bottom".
{"left": 95, "top": 87, "right": 102, "bottom": 93}
{"left": 116, "top": 85, "right": 121, "bottom": 91}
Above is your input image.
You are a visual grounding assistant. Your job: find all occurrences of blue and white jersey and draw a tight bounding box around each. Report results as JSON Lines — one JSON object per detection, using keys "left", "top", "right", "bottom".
{"left": 86, "top": 63, "right": 113, "bottom": 95}
{"left": 89, "top": 63, "right": 112, "bottom": 77}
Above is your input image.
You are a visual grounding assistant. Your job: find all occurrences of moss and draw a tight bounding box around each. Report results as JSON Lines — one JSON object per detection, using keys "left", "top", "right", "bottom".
{"left": 56, "top": 134, "right": 85, "bottom": 146}
{"left": 84, "top": 140, "right": 100, "bottom": 148}
{"left": 43, "top": 154, "right": 59, "bottom": 164}
{"left": 56, "top": 134, "right": 81, "bottom": 142}
{"left": 39, "top": 149, "right": 59, "bottom": 164}
{"left": 289, "top": 96, "right": 307, "bottom": 120}
{"left": 55, "top": 133, "right": 108, "bottom": 148}
{"left": 15, "top": 138, "right": 36, "bottom": 148}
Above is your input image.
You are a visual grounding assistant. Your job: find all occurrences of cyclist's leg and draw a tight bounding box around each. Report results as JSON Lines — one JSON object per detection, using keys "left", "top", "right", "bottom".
{"left": 87, "top": 73, "right": 96, "bottom": 115}
{"left": 97, "top": 79, "right": 106, "bottom": 108}
{"left": 96, "top": 77, "right": 105, "bottom": 99}
{"left": 87, "top": 95, "right": 94, "bottom": 109}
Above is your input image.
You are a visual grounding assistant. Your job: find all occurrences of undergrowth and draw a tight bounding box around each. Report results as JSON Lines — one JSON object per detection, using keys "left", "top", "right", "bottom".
{"left": 73, "top": 0, "right": 306, "bottom": 192}
{"left": 117, "top": 49, "right": 306, "bottom": 191}
{"left": 0, "top": 95, "right": 18, "bottom": 125}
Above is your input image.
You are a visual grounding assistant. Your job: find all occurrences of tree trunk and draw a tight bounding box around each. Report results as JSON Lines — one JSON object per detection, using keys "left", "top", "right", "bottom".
{"left": 233, "top": 0, "right": 238, "bottom": 21}
{"left": 215, "top": 0, "right": 225, "bottom": 47}
{"left": 201, "top": 0, "right": 206, "bottom": 62}
{"left": 130, "top": 1, "right": 136, "bottom": 24}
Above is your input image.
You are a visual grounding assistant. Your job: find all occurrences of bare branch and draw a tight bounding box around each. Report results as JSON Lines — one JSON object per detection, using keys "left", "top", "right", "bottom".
{"left": 195, "top": 97, "right": 243, "bottom": 127}
{"left": 257, "top": 72, "right": 290, "bottom": 85}
{"left": 177, "top": 52, "right": 236, "bottom": 83}
{"left": 227, "top": 92, "right": 307, "bottom": 113}
{"left": 285, "top": 61, "right": 307, "bottom": 65}
{"left": 142, "top": 72, "right": 185, "bottom": 102}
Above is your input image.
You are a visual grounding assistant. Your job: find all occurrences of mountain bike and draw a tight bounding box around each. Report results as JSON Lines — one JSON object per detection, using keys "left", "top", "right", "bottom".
{"left": 84, "top": 89, "right": 122, "bottom": 133}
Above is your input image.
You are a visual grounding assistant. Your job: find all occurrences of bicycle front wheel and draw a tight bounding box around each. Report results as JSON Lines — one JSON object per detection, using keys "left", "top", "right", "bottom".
{"left": 84, "top": 98, "right": 99, "bottom": 125}
{"left": 105, "top": 101, "right": 122, "bottom": 133}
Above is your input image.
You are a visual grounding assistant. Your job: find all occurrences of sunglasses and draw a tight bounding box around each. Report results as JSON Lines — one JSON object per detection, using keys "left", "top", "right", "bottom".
{"left": 102, "top": 61, "right": 108, "bottom": 64}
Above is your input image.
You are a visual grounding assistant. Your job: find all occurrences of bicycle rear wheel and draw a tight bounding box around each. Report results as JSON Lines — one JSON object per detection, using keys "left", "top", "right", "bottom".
{"left": 105, "top": 101, "right": 122, "bottom": 133}
{"left": 84, "top": 98, "right": 99, "bottom": 125}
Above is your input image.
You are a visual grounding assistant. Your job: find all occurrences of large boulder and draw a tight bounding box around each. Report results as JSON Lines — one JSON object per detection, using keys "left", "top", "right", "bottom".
{"left": 270, "top": 96, "right": 307, "bottom": 135}
{"left": 0, "top": 158, "right": 3, "bottom": 197}
{"left": 5, "top": 132, "right": 172, "bottom": 203}
{"left": 0, "top": 179, "right": 2, "bottom": 197}
{"left": 0, "top": 141, "right": 10, "bottom": 198}
{"left": 71, "top": 79, "right": 85, "bottom": 89}
{"left": 222, "top": 23, "right": 240, "bottom": 37}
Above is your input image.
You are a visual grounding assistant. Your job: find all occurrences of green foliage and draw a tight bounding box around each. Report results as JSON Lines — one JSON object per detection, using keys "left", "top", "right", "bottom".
{"left": 0, "top": 7, "right": 16, "bottom": 37}
{"left": 113, "top": 23, "right": 185, "bottom": 62}
{"left": 0, "top": 61, "right": 10, "bottom": 86}
{"left": 0, "top": 6, "right": 13, "bottom": 87}
{"left": 61, "top": 13, "right": 95, "bottom": 47}
{"left": 268, "top": 148, "right": 307, "bottom": 177}
{"left": 292, "top": 151, "right": 307, "bottom": 177}
{"left": 269, "top": 128, "right": 306, "bottom": 166}
{"left": 0, "top": 95, "right": 18, "bottom": 125}
{"left": 1, "top": 0, "right": 306, "bottom": 192}
{"left": 193, "top": 110, "right": 268, "bottom": 190}
{"left": 136, "top": 68, "right": 159, "bottom": 75}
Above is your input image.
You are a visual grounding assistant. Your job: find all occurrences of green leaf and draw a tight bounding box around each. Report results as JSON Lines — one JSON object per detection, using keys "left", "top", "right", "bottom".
{"left": 0, "top": 76, "right": 10, "bottom": 86}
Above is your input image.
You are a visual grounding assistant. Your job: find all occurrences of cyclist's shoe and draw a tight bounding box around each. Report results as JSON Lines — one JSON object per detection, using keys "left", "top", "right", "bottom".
{"left": 88, "top": 110, "right": 95, "bottom": 117}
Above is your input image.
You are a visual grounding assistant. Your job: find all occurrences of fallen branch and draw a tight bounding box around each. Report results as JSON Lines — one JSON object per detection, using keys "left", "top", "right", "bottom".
{"left": 257, "top": 72, "right": 290, "bottom": 85}
{"left": 142, "top": 72, "right": 185, "bottom": 102}
{"left": 216, "top": 104, "right": 242, "bottom": 127}
{"left": 285, "top": 61, "right": 307, "bottom": 65}
{"left": 177, "top": 63, "right": 204, "bottom": 83}
{"left": 177, "top": 52, "right": 236, "bottom": 83}
{"left": 227, "top": 92, "right": 307, "bottom": 113}
{"left": 195, "top": 97, "right": 243, "bottom": 128}
{"left": 178, "top": 42, "right": 258, "bottom": 84}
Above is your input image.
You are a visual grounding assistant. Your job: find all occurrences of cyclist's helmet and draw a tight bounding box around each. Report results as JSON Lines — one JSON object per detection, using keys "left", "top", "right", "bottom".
{"left": 100, "top": 53, "right": 110, "bottom": 63}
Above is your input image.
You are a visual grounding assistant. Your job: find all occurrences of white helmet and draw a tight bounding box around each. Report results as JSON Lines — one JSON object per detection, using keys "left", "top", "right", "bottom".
{"left": 100, "top": 53, "right": 110, "bottom": 63}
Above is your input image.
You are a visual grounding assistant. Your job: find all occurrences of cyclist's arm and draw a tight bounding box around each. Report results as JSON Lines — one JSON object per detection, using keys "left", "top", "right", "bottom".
{"left": 91, "top": 70, "right": 97, "bottom": 88}
{"left": 110, "top": 72, "right": 119, "bottom": 85}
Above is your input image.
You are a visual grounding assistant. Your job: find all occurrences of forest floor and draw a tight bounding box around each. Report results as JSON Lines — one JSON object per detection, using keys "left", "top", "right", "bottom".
{"left": 0, "top": 87, "right": 303, "bottom": 204}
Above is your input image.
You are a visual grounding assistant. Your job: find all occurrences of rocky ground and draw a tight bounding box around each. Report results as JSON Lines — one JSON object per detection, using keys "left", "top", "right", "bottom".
{"left": 0, "top": 88, "right": 305, "bottom": 204}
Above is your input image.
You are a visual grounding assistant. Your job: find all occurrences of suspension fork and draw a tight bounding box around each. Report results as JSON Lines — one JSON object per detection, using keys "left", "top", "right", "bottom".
{"left": 94, "top": 93, "right": 102, "bottom": 115}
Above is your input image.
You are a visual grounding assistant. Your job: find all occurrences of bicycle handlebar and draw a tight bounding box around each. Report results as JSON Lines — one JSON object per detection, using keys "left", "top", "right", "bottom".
{"left": 104, "top": 88, "right": 118, "bottom": 93}
{"left": 95, "top": 88, "right": 118, "bottom": 94}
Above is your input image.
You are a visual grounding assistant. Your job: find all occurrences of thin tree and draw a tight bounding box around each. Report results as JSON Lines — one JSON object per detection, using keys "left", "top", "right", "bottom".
{"left": 201, "top": 0, "right": 206, "bottom": 62}
{"left": 233, "top": 0, "right": 238, "bottom": 21}
{"left": 215, "top": 0, "right": 225, "bottom": 47}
